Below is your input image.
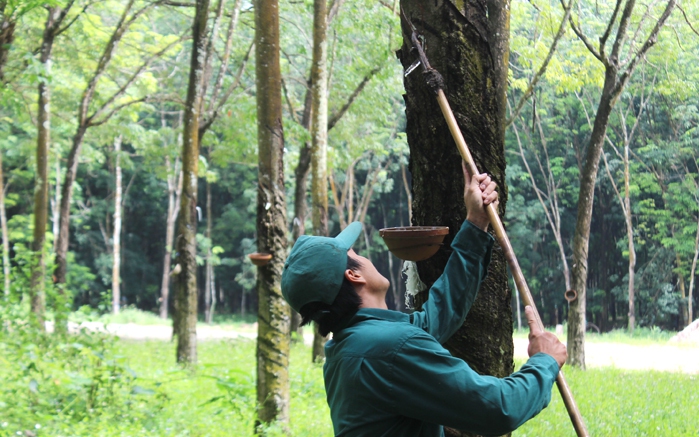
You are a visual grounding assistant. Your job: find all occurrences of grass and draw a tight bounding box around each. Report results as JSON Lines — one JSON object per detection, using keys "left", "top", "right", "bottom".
{"left": 1, "top": 317, "right": 697, "bottom": 436}
{"left": 514, "top": 364, "right": 698, "bottom": 436}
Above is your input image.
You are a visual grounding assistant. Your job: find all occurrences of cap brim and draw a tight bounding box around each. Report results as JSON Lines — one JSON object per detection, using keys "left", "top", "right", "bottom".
{"left": 335, "top": 222, "right": 362, "bottom": 249}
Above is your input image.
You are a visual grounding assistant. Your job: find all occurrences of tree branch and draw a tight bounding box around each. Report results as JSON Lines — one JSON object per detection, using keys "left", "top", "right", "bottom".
{"left": 327, "top": 65, "right": 382, "bottom": 131}
{"left": 569, "top": 12, "right": 605, "bottom": 63}
{"left": 162, "top": 0, "right": 196, "bottom": 6}
{"left": 677, "top": 4, "right": 699, "bottom": 37}
{"left": 614, "top": 0, "right": 677, "bottom": 95}
{"left": 609, "top": 0, "right": 637, "bottom": 62}
{"left": 198, "top": 0, "right": 226, "bottom": 114}
{"left": 55, "top": 0, "right": 90, "bottom": 37}
{"left": 206, "top": 0, "right": 242, "bottom": 113}
{"left": 282, "top": 78, "right": 300, "bottom": 125}
{"left": 89, "top": 97, "right": 149, "bottom": 127}
{"left": 88, "top": 34, "right": 188, "bottom": 124}
{"left": 327, "top": 0, "right": 347, "bottom": 23}
{"left": 199, "top": 41, "right": 253, "bottom": 136}
{"left": 377, "top": 0, "right": 400, "bottom": 16}
{"left": 507, "top": 0, "right": 577, "bottom": 127}
{"left": 599, "top": 0, "right": 624, "bottom": 56}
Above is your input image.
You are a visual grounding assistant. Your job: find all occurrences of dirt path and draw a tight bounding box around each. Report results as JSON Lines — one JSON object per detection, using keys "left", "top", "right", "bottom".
{"left": 513, "top": 338, "right": 699, "bottom": 374}
{"left": 60, "top": 322, "right": 699, "bottom": 374}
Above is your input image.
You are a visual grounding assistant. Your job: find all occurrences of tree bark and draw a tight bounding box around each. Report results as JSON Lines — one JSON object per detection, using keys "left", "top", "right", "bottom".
{"left": 51, "top": 157, "right": 60, "bottom": 251}
{"left": 254, "top": 0, "right": 290, "bottom": 429}
{"left": 0, "top": 151, "right": 9, "bottom": 298}
{"left": 204, "top": 176, "right": 213, "bottom": 324}
{"left": 310, "top": 0, "right": 330, "bottom": 362}
{"left": 160, "top": 155, "right": 181, "bottom": 317}
{"left": 0, "top": 3, "right": 17, "bottom": 83}
{"left": 398, "top": 3, "right": 512, "bottom": 435}
{"left": 567, "top": 0, "right": 677, "bottom": 368}
{"left": 31, "top": 6, "right": 67, "bottom": 329}
{"left": 174, "top": 0, "right": 210, "bottom": 365}
{"left": 688, "top": 216, "right": 698, "bottom": 325}
{"left": 54, "top": 0, "right": 137, "bottom": 288}
{"left": 111, "top": 135, "right": 123, "bottom": 314}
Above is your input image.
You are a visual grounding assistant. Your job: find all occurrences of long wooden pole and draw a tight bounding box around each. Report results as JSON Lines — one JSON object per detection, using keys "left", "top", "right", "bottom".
{"left": 407, "top": 26, "right": 590, "bottom": 437}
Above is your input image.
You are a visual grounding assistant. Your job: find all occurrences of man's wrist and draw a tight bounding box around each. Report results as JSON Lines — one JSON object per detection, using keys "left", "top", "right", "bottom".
{"left": 466, "top": 215, "right": 489, "bottom": 231}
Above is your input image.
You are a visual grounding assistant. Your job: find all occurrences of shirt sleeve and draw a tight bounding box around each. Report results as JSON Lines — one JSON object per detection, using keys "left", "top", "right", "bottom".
{"left": 411, "top": 220, "right": 494, "bottom": 343}
{"left": 386, "top": 332, "right": 560, "bottom": 436}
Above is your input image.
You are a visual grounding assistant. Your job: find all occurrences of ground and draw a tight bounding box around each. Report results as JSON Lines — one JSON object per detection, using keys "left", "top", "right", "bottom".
{"left": 50, "top": 320, "right": 699, "bottom": 374}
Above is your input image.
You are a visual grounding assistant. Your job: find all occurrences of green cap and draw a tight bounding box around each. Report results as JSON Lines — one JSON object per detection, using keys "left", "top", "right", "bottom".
{"left": 282, "top": 222, "right": 363, "bottom": 313}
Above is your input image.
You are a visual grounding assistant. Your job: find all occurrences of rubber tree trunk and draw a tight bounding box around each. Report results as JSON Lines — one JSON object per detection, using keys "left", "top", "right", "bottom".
{"left": 111, "top": 135, "right": 123, "bottom": 314}
{"left": 31, "top": 6, "right": 64, "bottom": 330}
{"left": 0, "top": 152, "right": 9, "bottom": 297}
{"left": 204, "top": 176, "right": 213, "bottom": 324}
{"left": 398, "top": 2, "right": 511, "bottom": 435}
{"left": 0, "top": 5, "right": 16, "bottom": 83}
{"left": 310, "top": 0, "right": 330, "bottom": 362}
{"left": 290, "top": 111, "right": 312, "bottom": 341}
{"left": 174, "top": 0, "right": 210, "bottom": 365}
{"left": 159, "top": 157, "right": 181, "bottom": 319}
{"left": 254, "top": 0, "right": 290, "bottom": 429}
{"left": 51, "top": 157, "right": 60, "bottom": 251}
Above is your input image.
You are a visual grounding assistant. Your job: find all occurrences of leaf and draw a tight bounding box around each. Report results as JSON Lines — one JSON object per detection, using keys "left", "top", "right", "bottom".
{"left": 131, "top": 385, "right": 155, "bottom": 395}
{"left": 28, "top": 379, "right": 38, "bottom": 393}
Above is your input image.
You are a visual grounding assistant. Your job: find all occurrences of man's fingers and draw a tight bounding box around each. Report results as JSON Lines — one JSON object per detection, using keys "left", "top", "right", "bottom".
{"left": 462, "top": 160, "right": 471, "bottom": 186}
{"left": 525, "top": 306, "right": 542, "bottom": 336}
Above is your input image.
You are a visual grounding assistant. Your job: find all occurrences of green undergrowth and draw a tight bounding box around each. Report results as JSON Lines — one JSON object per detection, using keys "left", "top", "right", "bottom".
{"left": 0, "top": 326, "right": 330, "bottom": 437}
{"left": 1, "top": 316, "right": 696, "bottom": 436}
{"left": 513, "top": 361, "right": 698, "bottom": 436}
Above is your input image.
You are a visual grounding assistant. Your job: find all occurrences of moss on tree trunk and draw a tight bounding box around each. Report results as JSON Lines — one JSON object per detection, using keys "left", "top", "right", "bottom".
{"left": 399, "top": 1, "right": 512, "bottom": 435}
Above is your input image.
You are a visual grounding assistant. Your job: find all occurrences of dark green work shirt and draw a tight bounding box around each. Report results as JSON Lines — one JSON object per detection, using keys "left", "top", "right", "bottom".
{"left": 323, "top": 220, "right": 560, "bottom": 436}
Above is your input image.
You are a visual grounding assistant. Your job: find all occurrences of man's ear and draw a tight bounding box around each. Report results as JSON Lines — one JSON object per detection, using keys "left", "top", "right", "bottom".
{"left": 344, "top": 268, "right": 366, "bottom": 286}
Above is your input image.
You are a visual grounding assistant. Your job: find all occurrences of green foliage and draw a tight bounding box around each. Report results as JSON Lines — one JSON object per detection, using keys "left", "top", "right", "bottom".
{"left": 0, "top": 306, "right": 167, "bottom": 435}
{"left": 514, "top": 364, "right": 698, "bottom": 436}
{"left": 2, "top": 317, "right": 697, "bottom": 436}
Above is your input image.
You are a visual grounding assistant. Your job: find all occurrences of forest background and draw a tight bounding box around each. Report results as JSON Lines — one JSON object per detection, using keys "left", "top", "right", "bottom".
{"left": 1, "top": 0, "right": 699, "bottom": 435}
{"left": 2, "top": 0, "right": 697, "bottom": 334}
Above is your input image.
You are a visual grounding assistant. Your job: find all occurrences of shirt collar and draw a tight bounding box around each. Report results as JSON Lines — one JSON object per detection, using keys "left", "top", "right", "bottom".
{"left": 333, "top": 308, "right": 410, "bottom": 333}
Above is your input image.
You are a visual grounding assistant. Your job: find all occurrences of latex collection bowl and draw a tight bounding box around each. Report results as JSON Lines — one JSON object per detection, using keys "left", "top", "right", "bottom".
{"left": 248, "top": 252, "right": 273, "bottom": 266}
{"left": 379, "top": 226, "right": 449, "bottom": 261}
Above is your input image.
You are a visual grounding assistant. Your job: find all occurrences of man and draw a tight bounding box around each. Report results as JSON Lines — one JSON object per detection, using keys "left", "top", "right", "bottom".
{"left": 281, "top": 166, "right": 567, "bottom": 436}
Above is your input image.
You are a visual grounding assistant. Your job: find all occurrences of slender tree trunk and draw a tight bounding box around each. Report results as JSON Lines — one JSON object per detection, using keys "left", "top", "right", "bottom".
{"left": 676, "top": 251, "right": 687, "bottom": 326}
{"left": 55, "top": 125, "right": 87, "bottom": 288}
{"left": 569, "top": 74, "right": 616, "bottom": 368}
{"left": 204, "top": 176, "right": 213, "bottom": 324}
{"left": 567, "top": 0, "right": 677, "bottom": 368}
{"left": 310, "top": 0, "right": 330, "bottom": 362}
{"left": 51, "top": 156, "right": 60, "bottom": 251}
{"left": 174, "top": 0, "right": 210, "bottom": 365}
{"left": 31, "top": 6, "right": 64, "bottom": 329}
{"left": 290, "top": 141, "right": 311, "bottom": 340}
{"left": 54, "top": 0, "right": 155, "bottom": 290}
{"left": 0, "top": 152, "right": 9, "bottom": 297}
{"left": 688, "top": 217, "right": 699, "bottom": 325}
{"left": 159, "top": 157, "right": 179, "bottom": 319}
{"left": 112, "top": 136, "right": 123, "bottom": 314}
{"left": 0, "top": 4, "right": 17, "bottom": 83}
{"left": 399, "top": 3, "right": 511, "bottom": 435}
{"left": 623, "top": 143, "right": 636, "bottom": 332}
{"left": 254, "top": 0, "right": 289, "bottom": 428}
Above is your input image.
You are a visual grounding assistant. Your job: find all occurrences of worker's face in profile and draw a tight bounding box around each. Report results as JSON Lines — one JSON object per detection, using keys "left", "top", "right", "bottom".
{"left": 347, "top": 249, "right": 390, "bottom": 294}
